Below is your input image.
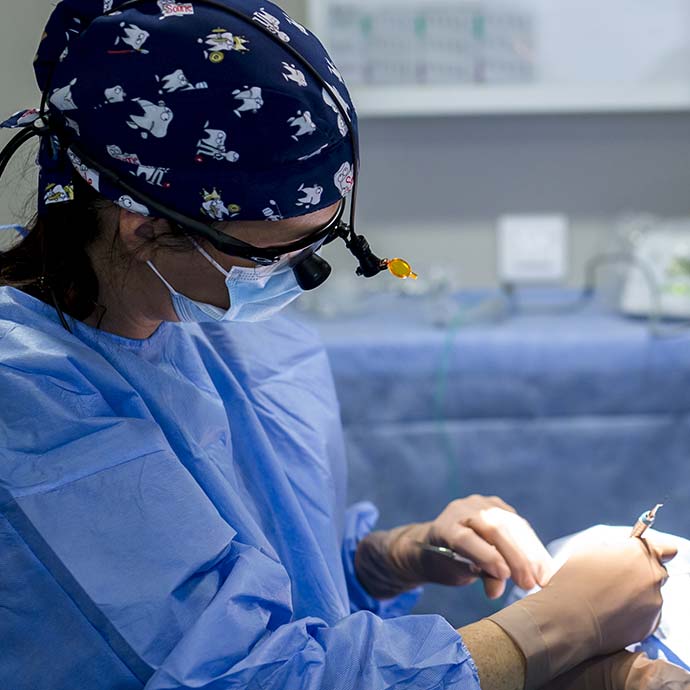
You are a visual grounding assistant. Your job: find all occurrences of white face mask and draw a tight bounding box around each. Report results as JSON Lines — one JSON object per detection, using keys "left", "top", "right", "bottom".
{"left": 147, "top": 241, "right": 313, "bottom": 323}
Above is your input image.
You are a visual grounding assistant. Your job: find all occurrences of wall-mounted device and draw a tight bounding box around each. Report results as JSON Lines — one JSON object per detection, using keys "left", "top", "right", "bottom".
{"left": 620, "top": 220, "right": 690, "bottom": 319}
{"left": 498, "top": 214, "right": 569, "bottom": 284}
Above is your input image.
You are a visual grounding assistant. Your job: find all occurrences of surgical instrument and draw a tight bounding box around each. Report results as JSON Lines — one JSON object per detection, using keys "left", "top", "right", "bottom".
{"left": 415, "top": 541, "right": 483, "bottom": 576}
{"left": 630, "top": 503, "right": 664, "bottom": 539}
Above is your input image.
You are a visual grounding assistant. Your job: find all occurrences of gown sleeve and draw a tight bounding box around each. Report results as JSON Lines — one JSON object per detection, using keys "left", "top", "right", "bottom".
{"left": 0, "top": 345, "right": 482, "bottom": 690}
{"left": 4, "top": 444, "right": 481, "bottom": 689}
{"left": 342, "top": 500, "right": 424, "bottom": 618}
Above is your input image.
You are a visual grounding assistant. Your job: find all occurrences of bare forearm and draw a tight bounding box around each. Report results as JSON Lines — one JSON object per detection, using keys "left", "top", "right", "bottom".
{"left": 459, "top": 620, "right": 526, "bottom": 690}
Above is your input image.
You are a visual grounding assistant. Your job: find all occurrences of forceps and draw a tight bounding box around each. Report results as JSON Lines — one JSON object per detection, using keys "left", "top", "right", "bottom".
{"left": 415, "top": 542, "right": 483, "bottom": 576}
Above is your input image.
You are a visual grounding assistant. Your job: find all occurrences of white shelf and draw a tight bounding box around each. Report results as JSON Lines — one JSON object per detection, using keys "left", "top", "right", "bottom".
{"left": 349, "top": 83, "right": 690, "bottom": 118}
{"left": 307, "top": 0, "right": 690, "bottom": 118}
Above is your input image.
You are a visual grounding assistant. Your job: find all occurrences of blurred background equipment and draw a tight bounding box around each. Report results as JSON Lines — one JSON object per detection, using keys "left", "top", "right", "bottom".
{"left": 498, "top": 215, "right": 568, "bottom": 285}
{"left": 621, "top": 220, "right": 690, "bottom": 320}
{"left": 322, "top": 2, "right": 535, "bottom": 87}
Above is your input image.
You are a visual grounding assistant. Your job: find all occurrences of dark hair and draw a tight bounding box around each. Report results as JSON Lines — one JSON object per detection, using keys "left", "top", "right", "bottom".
{"left": 0, "top": 176, "right": 190, "bottom": 322}
{"left": 0, "top": 176, "right": 111, "bottom": 320}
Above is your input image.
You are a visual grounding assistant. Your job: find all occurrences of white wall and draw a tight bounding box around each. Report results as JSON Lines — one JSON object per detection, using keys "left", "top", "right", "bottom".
{"left": 279, "top": 0, "right": 307, "bottom": 22}
{"left": 2, "top": 1, "right": 689, "bottom": 290}
{"left": 0, "top": 2, "right": 53, "bottom": 225}
{"left": 350, "top": 112, "right": 690, "bottom": 288}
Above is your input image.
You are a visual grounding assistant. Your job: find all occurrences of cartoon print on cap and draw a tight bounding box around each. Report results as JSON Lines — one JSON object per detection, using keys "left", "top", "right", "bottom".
{"left": 50, "top": 78, "right": 78, "bottom": 111}
{"left": 322, "top": 86, "right": 349, "bottom": 137}
{"left": 104, "top": 85, "right": 126, "bottom": 103}
{"left": 111, "top": 23, "right": 150, "bottom": 54}
{"left": 195, "top": 123, "right": 240, "bottom": 163}
{"left": 44, "top": 183, "right": 75, "bottom": 205}
{"left": 326, "top": 59, "right": 345, "bottom": 84}
{"left": 105, "top": 144, "right": 171, "bottom": 186}
{"left": 283, "top": 13, "right": 309, "bottom": 35}
{"left": 133, "top": 163, "right": 171, "bottom": 188}
{"left": 334, "top": 162, "right": 354, "bottom": 197}
{"left": 157, "top": 69, "right": 208, "bottom": 93}
{"left": 51, "top": 20, "right": 76, "bottom": 51}
{"left": 288, "top": 111, "right": 316, "bottom": 141}
{"left": 328, "top": 85, "right": 351, "bottom": 114}
{"left": 117, "top": 195, "right": 150, "bottom": 216}
{"left": 1, "top": 109, "right": 40, "bottom": 128}
{"left": 262, "top": 200, "right": 283, "bottom": 222}
{"left": 298, "top": 144, "right": 329, "bottom": 161}
{"left": 157, "top": 0, "right": 194, "bottom": 19}
{"left": 282, "top": 63, "right": 307, "bottom": 87}
{"left": 126, "top": 98, "right": 174, "bottom": 139}
{"left": 253, "top": 8, "right": 290, "bottom": 42}
{"left": 201, "top": 188, "right": 240, "bottom": 221}
{"left": 296, "top": 184, "right": 323, "bottom": 209}
{"left": 58, "top": 17, "right": 83, "bottom": 63}
{"left": 67, "top": 150, "right": 100, "bottom": 191}
{"left": 107, "top": 145, "right": 141, "bottom": 166}
{"left": 64, "top": 117, "right": 81, "bottom": 135}
{"left": 232, "top": 87, "right": 263, "bottom": 117}
{"left": 199, "top": 28, "right": 249, "bottom": 63}
{"left": 104, "top": 0, "right": 114, "bottom": 11}
{"left": 19, "top": 109, "right": 41, "bottom": 126}
{"left": 21, "top": 0, "right": 359, "bottom": 220}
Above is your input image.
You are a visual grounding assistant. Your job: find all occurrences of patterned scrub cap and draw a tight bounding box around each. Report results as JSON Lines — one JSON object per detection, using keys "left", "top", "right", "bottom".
{"left": 1, "top": 0, "right": 357, "bottom": 222}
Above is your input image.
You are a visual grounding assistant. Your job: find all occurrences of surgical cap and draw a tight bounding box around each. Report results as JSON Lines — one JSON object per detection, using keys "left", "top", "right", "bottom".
{"left": 2, "top": 0, "right": 357, "bottom": 222}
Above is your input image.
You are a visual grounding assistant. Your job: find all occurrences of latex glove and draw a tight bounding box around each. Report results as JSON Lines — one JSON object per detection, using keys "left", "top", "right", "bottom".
{"left": 489, "top": 538, "right": 677, "bottom": 690}
{"left": 540, "top": 651, "right": 690, "bottom": 690}
{"left": 355, "top": 495, "right": 555, "bottom": 600}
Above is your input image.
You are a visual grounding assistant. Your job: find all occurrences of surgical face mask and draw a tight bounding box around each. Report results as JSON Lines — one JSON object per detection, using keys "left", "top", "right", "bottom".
{"left": 147, "top": 241, "right": 317, "bottom": 323}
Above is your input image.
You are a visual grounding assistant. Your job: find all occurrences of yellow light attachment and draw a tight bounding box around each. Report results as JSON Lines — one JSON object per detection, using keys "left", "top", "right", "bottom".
{"left": 387, "top": 258, "right": 418, "bottom": 280}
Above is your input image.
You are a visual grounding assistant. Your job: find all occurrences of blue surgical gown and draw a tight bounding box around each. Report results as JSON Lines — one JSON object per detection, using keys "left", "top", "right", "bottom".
{"left": 0, "top": 286, "right": 480, "bottom": 690}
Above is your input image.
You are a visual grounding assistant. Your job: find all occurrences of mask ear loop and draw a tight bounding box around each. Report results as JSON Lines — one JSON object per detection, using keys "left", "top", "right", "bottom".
{"left": 189, "top": 237, "right": 230, "bottom": 278}
{"left": 146, "top": 260, "right": 181, "bottom": 296}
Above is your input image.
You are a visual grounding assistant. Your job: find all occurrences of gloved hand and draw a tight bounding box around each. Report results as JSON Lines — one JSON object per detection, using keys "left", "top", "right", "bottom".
{"left": 540, "top": 650, "right": 690, "bottom": 690}
{"left": 489, "top": 538, "right": 678, "bottom": 689}
{"left": 355, "top": 495, "right": 554, "bottom": 600}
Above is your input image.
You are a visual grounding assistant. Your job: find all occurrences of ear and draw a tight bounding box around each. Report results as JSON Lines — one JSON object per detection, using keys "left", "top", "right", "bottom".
{"left": 117, "top": 208, "right": 166, "bottom": 261}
